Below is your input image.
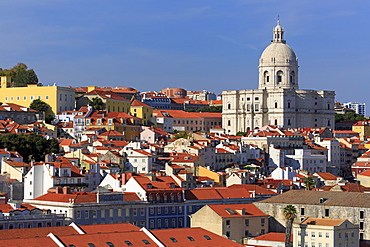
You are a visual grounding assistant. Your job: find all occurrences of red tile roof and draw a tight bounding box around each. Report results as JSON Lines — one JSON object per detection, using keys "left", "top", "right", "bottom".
{"left": 150, "top": 227, "right": 243, "bottom": 247}
{"left": 252, "top": 232, "right": 291, "bottom": 242}
{"left": 208, "top": 203, "right": 267, "bottom": 218}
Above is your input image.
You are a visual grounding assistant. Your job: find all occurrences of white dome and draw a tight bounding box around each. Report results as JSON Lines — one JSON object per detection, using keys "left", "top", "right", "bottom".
{"left": 259, "top": 42, "right": 298, "bottom": 67}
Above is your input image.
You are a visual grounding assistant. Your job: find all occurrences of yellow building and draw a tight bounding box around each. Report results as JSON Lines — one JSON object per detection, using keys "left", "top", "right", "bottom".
{"left": 0, "top": 76, "right": 75, "bottom": 114}
{"left": 130, "top": 99, "right": 153, "bottom": 125}
{"left": 84, "top": 111, "right": 141, "bottom": 141}
{"left": 76, "top": 86, "right": 131, "bottom": 113}
{"left": 357, "top": 170, "right": 370, "bottom": 187}
{"left": 293, "top": 218, "right": 359, "bottom": 247}
{"left": 352, "top": 121, "right": 370, "bottom": 140}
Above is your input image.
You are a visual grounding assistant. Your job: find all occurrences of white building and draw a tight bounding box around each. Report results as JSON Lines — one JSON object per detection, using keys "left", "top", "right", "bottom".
{"left": 343, "top": 102, "right": 366, "bottom": 116}
{"left": 23, "top": 159, "right": 100, "bottom": 199}
{"left": 315, "top": 138, "right": 341, "bottom": 176}
{"left": 222, "top": 21, "right": 335, "bottom": 135}
{"left": 285, "top": 149, "right": 327, "bottom": 174}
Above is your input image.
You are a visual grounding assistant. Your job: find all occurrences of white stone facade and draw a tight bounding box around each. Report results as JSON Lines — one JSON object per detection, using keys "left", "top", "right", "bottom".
{"left": 222, "top": 21, "right": 335, "bottom": 135}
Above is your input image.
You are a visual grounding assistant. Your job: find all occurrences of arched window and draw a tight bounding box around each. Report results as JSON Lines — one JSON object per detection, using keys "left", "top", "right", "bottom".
{"left": 275, "top": 102, "right": 278, "bottom": 108}
{"left": 274, "top": 119, "right": 278, "bottom": 125}
{"left": 288, "top": 101, "right": 291, "bottom": 108}
{"left": 290, "top": 71, "right": 295, "bottom": 84}
{"left": 264, "top": 71, "right": 269, "bottom": 83}
{"left": 277, "top": 71, "right": 283, "bottom": 83}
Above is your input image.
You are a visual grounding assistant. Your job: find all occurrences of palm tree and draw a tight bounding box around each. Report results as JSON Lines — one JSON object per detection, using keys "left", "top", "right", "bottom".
{"left": 283, "top": 204, "right": 297, "bottom": 247}
{"left": 89, "top": 97, "right": 104, "bottom": 110}
{"left": 304, "top": 176, "right": 315, "bottom": 190}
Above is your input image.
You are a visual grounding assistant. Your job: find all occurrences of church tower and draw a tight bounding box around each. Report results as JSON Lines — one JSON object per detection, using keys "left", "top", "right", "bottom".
{"left": 258, "top": 20, "right": 299, "bottom": 90}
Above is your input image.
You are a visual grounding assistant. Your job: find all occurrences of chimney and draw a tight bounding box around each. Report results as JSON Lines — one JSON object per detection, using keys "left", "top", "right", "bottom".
{"left": 56, "top": 187, "right": 63, "bottom": 194}
{"left": 63, "top": 187, "right": 71, "bottom": 194}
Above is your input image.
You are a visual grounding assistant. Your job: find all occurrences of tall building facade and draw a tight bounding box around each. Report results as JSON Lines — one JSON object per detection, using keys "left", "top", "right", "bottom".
{"left": 343, "top": 102, "right": 366, "bottom": 116}
{"left": 222, "top": 21, "right": 335, "bottom": 135}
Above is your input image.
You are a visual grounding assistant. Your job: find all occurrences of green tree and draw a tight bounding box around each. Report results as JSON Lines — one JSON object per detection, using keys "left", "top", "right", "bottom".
{"left": 283, "top": 205, "right": 297, "bottom": 247}
{"left": 30, "top": 99, "right": 50, "bottom": 112}
{"left": 304, "top": 176, "right": 315, "bottom": 190}
{"left": 173, "top": 131, "right": 190, "bottom": 139}
{"left": 196, "top": 105, "right": 222, "bottom": 113}
{"left": 236, "top": 131, "right": 248, "bottom": 136}
{"left": 335, "top": 112, "right": 367, "bottom": 123}
{"left": 89, "top": 97, "right": 104, "bottom": 110}
{"left": 0, "top": 133, "right": 60, "bottom": 162}
{"left": 0, "top": 63, "right": 38, "bottom": 87}
{"left": 30, "top": 99, "right": 54, "bottom": 124}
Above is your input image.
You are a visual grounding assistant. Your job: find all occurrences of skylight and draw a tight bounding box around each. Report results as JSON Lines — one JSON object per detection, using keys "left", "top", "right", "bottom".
{"left": 187, "top": 236, "right": 195, "bottom": 241}
{"left": 225, "top": 208, "right": 237, "bottom": 215}
{"left": 204, "top": 235, "right": 212, "bottom": 240}
{"left": 142, "top": 240, "right": 151, "bottom": 245}
{"left": 170, "top": 237, "right": 178, "bottom": 242}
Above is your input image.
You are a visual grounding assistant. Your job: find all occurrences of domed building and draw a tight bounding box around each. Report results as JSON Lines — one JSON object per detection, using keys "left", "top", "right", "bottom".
{"left": 222, "top": 21, "right": 335, "bottom": 134}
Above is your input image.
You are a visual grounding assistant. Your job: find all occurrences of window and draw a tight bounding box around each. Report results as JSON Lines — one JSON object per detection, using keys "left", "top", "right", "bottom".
{"left": 170, "top": 238, "right": 178, "bottom": 242}
{"left": 360, "top": 210, "right": 364, "bottom": 219}
{"left": 360, "top": 222, "right": 364, "bottom": 229}
{"left": 326, "top": 233, "right": 329, "bottom": 238}
{"left": 226, "top": 231, "right": 230, "bottom": 239}
{"left": 300, "top": 208, "right": 305, "bottom": 216}
{"left": 261, "top": 218, "right": 265, "bottom": 226}
{"left": 187, "top": 237, "right": 195, "bottom": 241}
{"left": 157, "top": 219, "right": 161, "bottom": 228}
{"left": 227, "top": 104, "right": 231, "bottom": 109}
{"left": 124, "top": 241, "right": 133, "bottom": 246}
{"left": 142, "top": 240, "right": 150, "bottom": 245}
{"left": 76, "top": 210, "right": 81, "bottom": 219}
{"left": 45, "top": 95, "right": 49, "bottom": 100}
{"left": 275, "top": 102, "right": 278, "bottom": 108}
{"left": 93, "top": 210, "right": 97, "bottom": 218}
{"left": 318, "top": 232, "right": 322, "bottom": 237}
{"left": 140, "top": 208, "right": 145, "bottom": 216}
{"left": 312, "top": 232, "right": 316, "bottom": 238}
{"left": 157, "top": 207, "right": 161, "bottom": 214}
{"left": 165, "top": 207, "right": 169, "bottom": 214}
{"left": 179, "top": 206, "right": 183, "bottom": 214}
{"left": 325, "top": 208, "right": 329, "bottom": 217}
{"left": 150, "top": 219, "right": 154, "bottom": 229}
{"left": 245, "top": 219, "right": 249, "bottom": 226}
{"left": 226, "top": 220, "right": 230, "bottom": 227}
{"left": 85, "top": 210, "right": 89, "bottom": 219}
{"left": 277, "top": 71, "right": 283, "bottom": 83}
{"left": 106, "top": 242, "right": 114, "bottom": 247}
{"left": 254, "top": 104, "right": 259, "bottom": 111}
{"left": 133, "top": 208, "right": 137, "bottom": 216}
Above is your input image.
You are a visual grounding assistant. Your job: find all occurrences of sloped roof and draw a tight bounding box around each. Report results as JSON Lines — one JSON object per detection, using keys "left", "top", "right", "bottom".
{"left": 256, "top": 190, "right": 370, "bottom": 208}
{"left": 207, "top": 203, "right": 267, "bottom": 218}
{"left": 150, "top": 227, "right": 243, "bottom": 247}
{"left": 301, "top": 217, "right": 345, "bottom": 226}
{"left": 252, "top": 232, "right": 291, "bottom": 242}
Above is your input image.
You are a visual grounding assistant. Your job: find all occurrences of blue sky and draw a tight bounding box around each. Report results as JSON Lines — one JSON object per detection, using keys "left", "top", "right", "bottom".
{"left": 1, "top": 1, "right": 369, "bottom": 114}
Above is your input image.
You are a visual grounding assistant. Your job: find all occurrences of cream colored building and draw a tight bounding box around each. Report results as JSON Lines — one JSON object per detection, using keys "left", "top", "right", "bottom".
{"left": 190, "top": 203, "right": 269, "bottom": 244}
{"left": 293, "top": 218, "right": 359, "bottom": 247}
{"left": 222, "top": 21, "right": 335, "bottom": 135}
